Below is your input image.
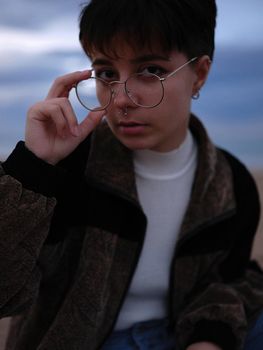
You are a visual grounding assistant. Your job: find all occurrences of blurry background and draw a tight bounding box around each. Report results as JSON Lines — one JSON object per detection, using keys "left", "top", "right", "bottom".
{"left": 0, "top": 0, "right": 262, "bottom": 169}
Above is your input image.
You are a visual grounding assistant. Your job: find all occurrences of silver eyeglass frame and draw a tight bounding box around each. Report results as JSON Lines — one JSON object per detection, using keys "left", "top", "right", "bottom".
{"left": 75, "top": 56, "right": 198, "bottom": 111}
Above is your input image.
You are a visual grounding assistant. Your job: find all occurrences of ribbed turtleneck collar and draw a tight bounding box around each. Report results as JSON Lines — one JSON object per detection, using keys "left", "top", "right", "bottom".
{"left": 133, "top": 130, "right": 197, "bottom": 180}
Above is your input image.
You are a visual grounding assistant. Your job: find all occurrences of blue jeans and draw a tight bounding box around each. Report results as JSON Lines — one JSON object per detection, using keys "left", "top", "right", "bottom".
{"left": 102, "top": 313, "right": 263, "bottom": 349}
{"left": 101, "top": 319, "right": 176, "bottom": 349}
{"left": 243, "top": 312, "right": 263, "bottom": 350}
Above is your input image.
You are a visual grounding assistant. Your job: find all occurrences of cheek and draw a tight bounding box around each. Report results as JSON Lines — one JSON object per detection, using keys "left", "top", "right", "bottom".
{"left": 104, "top": 107, "right": 117, "bottom": 123}
{"left": 163, "top": 80, "right": 193, "bottom": 109}
{"left": 155, "top": 86, "right": 192, "bottom": 129}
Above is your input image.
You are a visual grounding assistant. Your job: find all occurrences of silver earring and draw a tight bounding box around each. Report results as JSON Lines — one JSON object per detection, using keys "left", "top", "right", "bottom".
{"left": 192, "top": 91, "right": 200, "bottom": 100}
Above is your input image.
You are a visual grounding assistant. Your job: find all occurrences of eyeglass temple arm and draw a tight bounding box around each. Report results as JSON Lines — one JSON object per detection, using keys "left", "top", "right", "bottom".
{"left": 163, "top": 57, "right": 198, "bottom": 80}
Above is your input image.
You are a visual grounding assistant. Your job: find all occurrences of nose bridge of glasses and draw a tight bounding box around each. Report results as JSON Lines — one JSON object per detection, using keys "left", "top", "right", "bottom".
{"left": 109, "top": 80, "right": 128, "bottom": 98}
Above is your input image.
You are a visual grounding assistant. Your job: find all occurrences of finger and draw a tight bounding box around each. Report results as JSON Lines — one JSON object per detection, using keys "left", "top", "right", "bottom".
{"left": 46, "top": 70, "right": 92, "bottom": 100}
{"left": 44, "top": 103, "right": 70, "bottom": 138}
{"left": 51, "top": 97, "right": 79, "bottom": 136}
{"left": 78, "top": 110, "right": 105, "bottom": 140}
{"left": 30, "top": 101, "right": 71, "bottom": 139}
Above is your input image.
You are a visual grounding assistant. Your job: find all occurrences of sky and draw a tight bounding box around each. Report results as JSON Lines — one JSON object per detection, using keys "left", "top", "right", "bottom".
{"left": 0, "top": 0, "right": 263, "bottom": 168}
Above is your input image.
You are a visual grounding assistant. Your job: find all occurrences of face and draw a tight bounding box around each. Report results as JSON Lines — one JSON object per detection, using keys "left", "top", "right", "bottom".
{"left": 90, "top": 41, "right": 208, "bottom": 152}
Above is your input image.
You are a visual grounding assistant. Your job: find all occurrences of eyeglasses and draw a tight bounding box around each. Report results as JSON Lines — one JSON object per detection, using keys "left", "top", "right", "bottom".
{"left": 75, "top": 57, "right": 197, "bottom": 111}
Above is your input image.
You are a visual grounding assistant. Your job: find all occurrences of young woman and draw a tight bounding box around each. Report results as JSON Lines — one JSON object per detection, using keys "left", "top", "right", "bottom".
{"left": 1, "top": 1, "right": 263, "bottom": 349}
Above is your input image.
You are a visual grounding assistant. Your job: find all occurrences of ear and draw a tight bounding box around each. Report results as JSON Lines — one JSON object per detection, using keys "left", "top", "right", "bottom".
{"left": 192, "top": 55, "right": 212, "bottom": 97}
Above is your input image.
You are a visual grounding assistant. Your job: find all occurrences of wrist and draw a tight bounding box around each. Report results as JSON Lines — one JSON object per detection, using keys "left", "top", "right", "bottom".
{"left": 25, "top": 143, "right": 59, "bottom": 165}
{"left": 3, "top": 141, "right": 66, "bottom": 197}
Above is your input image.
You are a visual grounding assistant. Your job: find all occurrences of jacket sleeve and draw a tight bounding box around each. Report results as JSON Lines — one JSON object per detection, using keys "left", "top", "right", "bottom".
{"left": 0, "top": 138, "right": 98, "bottom": 317}
{"left": 175, "top": 151, "right": 263, "bottom": 350}
{"left": 1, "top": 140, "right": 100, "bottom": 243}
{"left": 0, "top": 158, "right": 56, "bottom": 317}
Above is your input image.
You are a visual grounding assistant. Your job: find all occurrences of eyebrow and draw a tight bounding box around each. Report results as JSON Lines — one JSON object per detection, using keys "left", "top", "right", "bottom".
{"left": 91, "top": 54, "right": 171, "bottom": 67}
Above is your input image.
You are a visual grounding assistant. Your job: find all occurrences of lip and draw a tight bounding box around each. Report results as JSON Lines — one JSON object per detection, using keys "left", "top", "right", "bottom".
{"left": 118, "top": 120, "right": 148, "bottom": 135}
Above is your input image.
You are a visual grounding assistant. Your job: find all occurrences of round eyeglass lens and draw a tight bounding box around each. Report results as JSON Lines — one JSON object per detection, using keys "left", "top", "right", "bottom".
{"left": 76, "top": 77, "right": 112, "bottom": 111}
{"left": 125, "top": 73, "right": 164, "bottom": 108}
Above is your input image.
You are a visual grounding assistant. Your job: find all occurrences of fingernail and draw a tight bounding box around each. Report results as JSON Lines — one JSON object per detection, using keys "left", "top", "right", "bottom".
{"left": 81, "top": 69, "right": 92, "bottom": 75}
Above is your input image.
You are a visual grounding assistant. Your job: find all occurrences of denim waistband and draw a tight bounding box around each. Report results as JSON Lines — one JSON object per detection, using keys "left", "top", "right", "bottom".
{"left": 102, "top": 318, "right": 176, "bottom": 350}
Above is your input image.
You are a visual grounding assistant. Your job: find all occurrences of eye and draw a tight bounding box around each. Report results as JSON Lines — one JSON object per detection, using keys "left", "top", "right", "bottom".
{"left": 140, "top": 66, "right": 167, "bottom": 77}
{"left": 94, "top": 69, "right": 118, "bottom": 81}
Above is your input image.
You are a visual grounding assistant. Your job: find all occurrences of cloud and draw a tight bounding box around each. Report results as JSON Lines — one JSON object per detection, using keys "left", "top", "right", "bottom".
{"left": 0, "top": 82, "right": 49, "bottom": 105}
{"left": 0, "top": 0, "right": 83, "bottom": 29}
{"left": 216, "top": 0, "right": 263, "bottom": 48}
{"left": 0, "top": 50, "right": 89, "bottom": 114}
{"left": 0, "top": 17, "right": 80, "bottom": 55}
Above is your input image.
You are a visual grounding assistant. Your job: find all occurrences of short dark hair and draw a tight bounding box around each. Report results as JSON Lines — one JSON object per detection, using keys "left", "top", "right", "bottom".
{"left": 79, "top": 0, "right": 217, "bottom": 60}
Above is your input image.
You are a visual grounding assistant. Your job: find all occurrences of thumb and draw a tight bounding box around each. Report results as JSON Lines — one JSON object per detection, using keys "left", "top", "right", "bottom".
{"left": 77, "top": 110, "right": 105, "bottom": 140}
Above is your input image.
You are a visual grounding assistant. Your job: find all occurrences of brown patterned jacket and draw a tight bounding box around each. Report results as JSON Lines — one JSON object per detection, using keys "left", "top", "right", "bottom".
{"left": 0, "top": 115, "right": 263, "bottom": 350}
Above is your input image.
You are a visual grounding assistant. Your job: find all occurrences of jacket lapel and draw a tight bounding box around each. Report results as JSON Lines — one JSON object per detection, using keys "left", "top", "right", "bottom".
{"left": 85, "top": 120, "right": 139, "bottom": 203}
{"left": 179, "top": 115, "right": 236, "bottom": 239}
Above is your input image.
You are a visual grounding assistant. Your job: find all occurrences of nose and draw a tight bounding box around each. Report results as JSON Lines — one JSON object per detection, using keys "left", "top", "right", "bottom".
{"left": 111, "top": 82, "right": 136, "bottom": 109}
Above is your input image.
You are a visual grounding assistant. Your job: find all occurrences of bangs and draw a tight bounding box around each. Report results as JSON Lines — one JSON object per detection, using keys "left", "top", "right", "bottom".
{"left": 79, "top": 1, "right": 183, "bottom": 58}
{"left": 81, "top": 31, "right": 175, "bottom": 59}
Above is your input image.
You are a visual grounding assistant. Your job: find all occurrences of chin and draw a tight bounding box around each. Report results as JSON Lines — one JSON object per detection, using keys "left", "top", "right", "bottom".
{"left": 120, "top": 139, "right": 150, "bottom": 151}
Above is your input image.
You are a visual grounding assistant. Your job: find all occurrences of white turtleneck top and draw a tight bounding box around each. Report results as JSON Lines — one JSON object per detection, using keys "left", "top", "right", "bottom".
{"left": 114, "top": 130, "right": 198, "bottom": 330}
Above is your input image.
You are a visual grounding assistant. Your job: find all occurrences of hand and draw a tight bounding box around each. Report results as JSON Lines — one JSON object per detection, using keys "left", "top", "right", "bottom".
{"left": 186, "top": 342, "right": 222, "bottom": 350}
{"left": 25, "top": 70, "right": 105, "bottom": 165}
